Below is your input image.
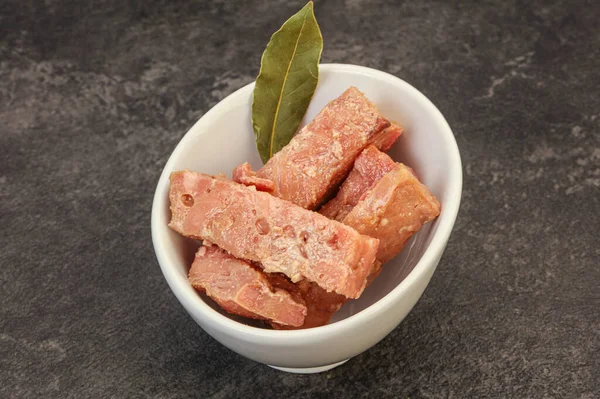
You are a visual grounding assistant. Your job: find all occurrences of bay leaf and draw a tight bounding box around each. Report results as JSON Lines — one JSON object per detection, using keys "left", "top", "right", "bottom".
{"left": 252, "top": 1, "right": 323, "bottom": 164}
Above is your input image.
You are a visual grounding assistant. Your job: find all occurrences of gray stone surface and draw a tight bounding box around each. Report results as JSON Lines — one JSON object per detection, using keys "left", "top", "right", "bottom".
{"left": 1, "top": 0, "right": 599, "bottom": 397}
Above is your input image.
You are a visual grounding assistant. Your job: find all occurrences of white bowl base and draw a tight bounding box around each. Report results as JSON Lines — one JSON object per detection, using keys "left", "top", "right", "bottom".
{"left": 268, "top": 359, "right": 349, "bottom": 374}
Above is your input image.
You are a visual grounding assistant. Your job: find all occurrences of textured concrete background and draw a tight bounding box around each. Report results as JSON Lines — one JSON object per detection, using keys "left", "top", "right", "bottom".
{"left": 1, "top": 0, "right": 599, "bottom": 397}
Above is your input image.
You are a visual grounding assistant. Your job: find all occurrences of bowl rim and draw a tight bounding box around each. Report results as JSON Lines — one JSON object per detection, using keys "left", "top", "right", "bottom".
{"left": 151, "top": 63, "right": 462, "bottom": 341}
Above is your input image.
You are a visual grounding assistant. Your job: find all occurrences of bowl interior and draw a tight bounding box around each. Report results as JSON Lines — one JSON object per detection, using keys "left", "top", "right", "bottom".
{"left": 153, "top": 64, "right": 460, "bottom": 328}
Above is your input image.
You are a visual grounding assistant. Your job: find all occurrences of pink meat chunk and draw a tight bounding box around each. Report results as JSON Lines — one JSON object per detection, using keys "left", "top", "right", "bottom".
{"left": 232, "top": 162, "right": 275, "bottom": 193}
{"left": 342, "top": 163, "right": 441, "bottom": 263}
{"left": 266, "top": 276, "right": 346, "bottom": 330}
{"left": 234, "top": 86, "right": 391, "bottom": 210}
{"left": 371, "top": 123, "right": 403, "bottom": 152}
{"left": 188, "top": 245, "right": 308, "bottom": 326}
{"left": 320, "top": 145, "right": 397, "bottom": 222}
{"left": 170, "top": 170, "right": 379, "bottom": 299}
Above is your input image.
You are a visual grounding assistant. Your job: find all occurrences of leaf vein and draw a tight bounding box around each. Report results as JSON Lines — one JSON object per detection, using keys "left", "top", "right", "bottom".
{"left": 282, "top": 78, "right": 311, "bottom": 100}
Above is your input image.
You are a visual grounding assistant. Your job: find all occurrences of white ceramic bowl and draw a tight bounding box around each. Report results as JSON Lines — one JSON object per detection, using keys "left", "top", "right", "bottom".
{"left": 152, "top": 64, "right": 462, "bottom": 373}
